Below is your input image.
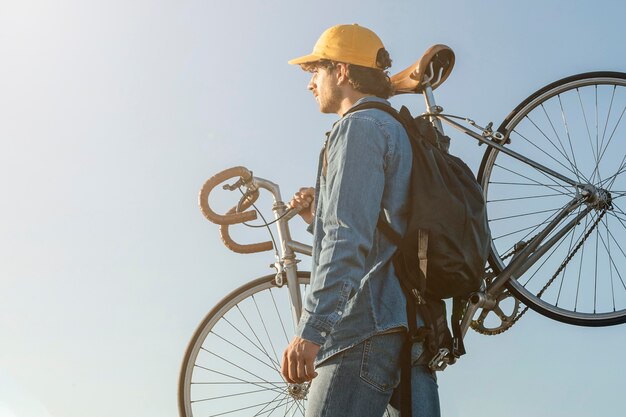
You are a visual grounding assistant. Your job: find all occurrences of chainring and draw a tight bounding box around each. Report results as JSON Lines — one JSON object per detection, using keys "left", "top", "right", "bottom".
{"left": 471, "top": 290, "right": 521, "bottom": 335}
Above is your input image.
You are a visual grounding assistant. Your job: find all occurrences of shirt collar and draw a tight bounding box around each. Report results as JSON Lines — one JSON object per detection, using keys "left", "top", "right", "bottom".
{"left": 349, "top": 95, "right": 390, "bottom": 110}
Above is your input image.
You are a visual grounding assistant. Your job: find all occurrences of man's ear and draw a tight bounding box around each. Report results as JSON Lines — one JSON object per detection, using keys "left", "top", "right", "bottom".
{"left": 335, "top": 63, "right": 349, "bottom": 85}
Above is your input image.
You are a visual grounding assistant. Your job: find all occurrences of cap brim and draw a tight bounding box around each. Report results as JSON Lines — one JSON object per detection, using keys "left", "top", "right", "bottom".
{"left": 288, "top": 53, "right": 321, "bottom": 65}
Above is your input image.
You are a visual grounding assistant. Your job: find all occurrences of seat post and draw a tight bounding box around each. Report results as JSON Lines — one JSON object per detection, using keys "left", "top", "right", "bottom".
{"left": 423, "top": 84, "right": 445, "bottom": 135}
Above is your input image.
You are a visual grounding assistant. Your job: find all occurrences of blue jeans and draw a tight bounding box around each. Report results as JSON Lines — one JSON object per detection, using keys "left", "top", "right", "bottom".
{"left": 305, "top": 332, "right": 441, "bottom": 417}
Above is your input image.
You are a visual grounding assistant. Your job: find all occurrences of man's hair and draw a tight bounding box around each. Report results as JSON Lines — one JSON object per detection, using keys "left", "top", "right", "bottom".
{"left": 302, "top": 48, "right": 394, "bottom": 99}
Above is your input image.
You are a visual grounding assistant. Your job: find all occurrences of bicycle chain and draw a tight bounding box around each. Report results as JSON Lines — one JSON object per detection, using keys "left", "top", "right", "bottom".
{"left": 473, "top": 209, "right": 607, "bottom": 335}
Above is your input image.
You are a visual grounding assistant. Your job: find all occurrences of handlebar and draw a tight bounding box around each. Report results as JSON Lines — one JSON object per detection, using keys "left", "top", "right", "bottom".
{"left": 218, "top": 208, "right": 274, "bottom": 254}
{"left": 199, "top": 166, "right": 274, "bottom": 254}
{"left": 199, "top": 166, "right": 259, "bottom": 225}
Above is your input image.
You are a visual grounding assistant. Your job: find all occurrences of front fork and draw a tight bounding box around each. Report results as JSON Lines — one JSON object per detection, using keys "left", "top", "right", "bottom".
{"left": 275, "top": 260, "right": 304, "bottom": 329}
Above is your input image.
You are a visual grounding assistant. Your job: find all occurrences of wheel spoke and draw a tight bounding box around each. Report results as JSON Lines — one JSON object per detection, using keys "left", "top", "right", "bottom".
{"left": 599, "top": 85, "right": 618, "bottom": 158}
{"left": 490, "top": 205, "right": 568, "bottom": 222}
{"left": 600, "top": 216, "right": 618, "bottom": 311}
{"left": 514, "top": 120, "right": 585, "bottom": 183}
{"left": 223, "top": 316, "right": 280, "bottom": 369}
{"left": 599, "top": 157, "right": 626, "bottom": 190}
{"left": 489, "top": 181, "right": 570, "bottom": 187}
{"left": 192, "top": 387, "right": 285, "bottom": 403}
{"left": 270, "top": 288, "right": 291, "bottom": 345}
{"left": 492, "top": 162, "right": 572, "bottom": 196}
{"left": 208, "top": 394, "right": 291, "bottom": 417}
{"left": 252, "top": 388, "right": 291, "bottom": 417}
{"left": 253, "top": 294, "right": 282, "bottom": 373}
{"left": 555, "top": 207, "right": 581, "bottom": 307}
{"left": 559, "top": 94, "right": 587, "bottom": 184}
{"left": 601, "top": 221, "right": 626, "bottom": 265}
{"left": 609, "top": 205, "right": 626, "bottom": 224}
{"left": 235, "top": 304, "right": 280, "bottom": 369}
{"left": 573, "top": 215, "right": 591, "bottom": 312}
{"left": 192, "top": 364, "right": 283, "bottom": 394}
{"left": 594, "top": 219, "right": 600, "bottom": 313}
{"left": 209, "top": 330, "right": 280, "bottom": 373}
{"left": 596, "top": 225, "right": 626, "bottom": 292}
{"left": 596, "top": 104, "right": 626, "bottom": 187}
{"left": 606, "top": 217, "right": 617, "bottom": 311}
{"left": 202, "top": 349, "right": 283, "bottom": 390}
{"left": 492, "top": 217, "right": 559, "bottom": 241}
{"left": 576, "top": 88, "right": 601, "bottom": 184}
{"left": 493, "top": 201, "right": 579, "bottom": 258}
{"left": 488, "top": 191, "right": 575, "bottom": 203}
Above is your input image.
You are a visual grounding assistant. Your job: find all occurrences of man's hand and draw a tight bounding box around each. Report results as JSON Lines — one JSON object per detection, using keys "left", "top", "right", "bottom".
{"left": 281, "top": 337, "right": 320, "bottom": 383}
{"left": 288, "top": 187, "right": 315, "bottom": 225}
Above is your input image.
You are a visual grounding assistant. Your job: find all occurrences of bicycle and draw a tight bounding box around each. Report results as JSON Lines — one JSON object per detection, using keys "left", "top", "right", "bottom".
{"left": 178, "top": 44, "right": 626, "bottom": 417}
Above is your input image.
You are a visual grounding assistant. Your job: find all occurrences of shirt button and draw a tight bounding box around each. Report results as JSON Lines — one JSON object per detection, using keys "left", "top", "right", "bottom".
{"left": 337, "top": 311, "right": 343, "bottom": 316}
{"left": 320, "top": 331, "right": 327, "bottom": 337}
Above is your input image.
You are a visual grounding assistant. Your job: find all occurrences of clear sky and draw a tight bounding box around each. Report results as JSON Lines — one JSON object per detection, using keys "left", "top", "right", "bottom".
{"left": 1, "top": 1, "right": 625, "bottom": 416}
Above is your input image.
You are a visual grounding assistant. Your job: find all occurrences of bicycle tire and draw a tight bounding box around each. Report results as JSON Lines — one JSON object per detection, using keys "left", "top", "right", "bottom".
{"left": 478, "top": 71, "right": 626, "bottom": 326}
{"left": 178, "top": 272, "right": 312, "bottom": 417}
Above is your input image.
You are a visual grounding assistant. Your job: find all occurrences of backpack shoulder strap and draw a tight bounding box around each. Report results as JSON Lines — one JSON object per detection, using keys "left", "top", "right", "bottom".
{"left": 345, "top": 102, "right": 429, "bottom": 154}
{"left": 343, "top": 101, "right": 414, "bottom": 133}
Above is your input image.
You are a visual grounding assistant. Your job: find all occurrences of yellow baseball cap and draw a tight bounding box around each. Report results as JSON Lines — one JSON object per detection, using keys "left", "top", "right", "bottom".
{"left": 288, "top": 24, "right": 386, "bottom": 69}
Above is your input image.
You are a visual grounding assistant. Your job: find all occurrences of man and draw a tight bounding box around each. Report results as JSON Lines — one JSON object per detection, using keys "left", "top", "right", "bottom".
{"left": 281, "top": 24, "right": 441, "bottom": 416}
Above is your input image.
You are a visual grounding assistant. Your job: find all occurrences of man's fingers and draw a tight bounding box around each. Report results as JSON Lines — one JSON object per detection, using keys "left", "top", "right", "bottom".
{"left": 305, "top": 356, "right": 317, "bottom": 381}
{"left": 296, "top": 354, "right": 307, "bottom": 383}
{"left": 288, "top": 351, "right": 298, "bottom": 383}
{"left": 281, "top": 349, "right": 294, "bottom": 383}
{"left": 289, "top": 195, "right": 312, "bottom": 209}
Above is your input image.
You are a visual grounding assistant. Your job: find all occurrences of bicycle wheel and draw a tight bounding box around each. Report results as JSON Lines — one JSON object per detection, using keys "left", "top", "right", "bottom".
{"left": 478, "top": 71, "right": 626, "bottom": 326}
{"left": 178, "top": 272, "right": 311, "bottom": 417}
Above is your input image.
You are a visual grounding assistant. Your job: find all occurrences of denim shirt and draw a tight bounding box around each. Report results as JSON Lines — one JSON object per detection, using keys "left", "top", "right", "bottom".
{"left": 295, "top": 96, "right": 424, "bottom": 364}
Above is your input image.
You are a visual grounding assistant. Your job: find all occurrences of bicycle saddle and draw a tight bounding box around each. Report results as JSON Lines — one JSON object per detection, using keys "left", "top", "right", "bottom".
{"left": 391, "top": 44, "right": 455, "bottom": 95}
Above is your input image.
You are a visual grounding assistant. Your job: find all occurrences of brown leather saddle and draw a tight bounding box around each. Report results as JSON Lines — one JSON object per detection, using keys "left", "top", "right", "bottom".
{"left": 391, "top": 44, "right": 455, "bottom": 95}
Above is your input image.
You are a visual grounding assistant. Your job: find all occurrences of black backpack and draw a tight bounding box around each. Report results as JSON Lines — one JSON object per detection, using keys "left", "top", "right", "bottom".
{"left": 344, "top": 101, "right": 491, "bottom": 415}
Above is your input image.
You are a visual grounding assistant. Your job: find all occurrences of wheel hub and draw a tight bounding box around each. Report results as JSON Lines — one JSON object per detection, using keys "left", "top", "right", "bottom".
{"left": 582, "top": 184, "right": 613, "bottom": 210}
{"left": 287, "top": 383, "right": 309, "bottom": 400}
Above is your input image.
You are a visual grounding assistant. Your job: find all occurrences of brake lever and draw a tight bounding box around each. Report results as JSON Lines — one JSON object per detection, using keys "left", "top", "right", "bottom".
{"left": 223, "top": 178, "right": 244, "bottom": 191}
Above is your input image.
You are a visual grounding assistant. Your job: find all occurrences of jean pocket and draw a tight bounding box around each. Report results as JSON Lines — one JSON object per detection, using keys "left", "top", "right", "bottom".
{"left": 359, "top": 333, "right": 403, "bottom": 392}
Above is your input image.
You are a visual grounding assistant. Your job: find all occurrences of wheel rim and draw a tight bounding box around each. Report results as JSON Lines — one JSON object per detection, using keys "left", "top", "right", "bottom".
{"left": 179, "top": 274, "right": 310, "bottom": 417}
{"left": 480, "top": 73, "right": 626, "bottom": 324}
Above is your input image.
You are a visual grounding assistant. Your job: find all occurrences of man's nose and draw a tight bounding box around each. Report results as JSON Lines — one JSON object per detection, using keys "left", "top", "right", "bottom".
{"left": 307, "top": 77, "right": 316, "bottom": 91}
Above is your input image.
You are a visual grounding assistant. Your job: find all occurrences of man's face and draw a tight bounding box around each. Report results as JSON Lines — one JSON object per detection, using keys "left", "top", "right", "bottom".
{"left": 307, "top": 64, "right": 342, "bottom": 114}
